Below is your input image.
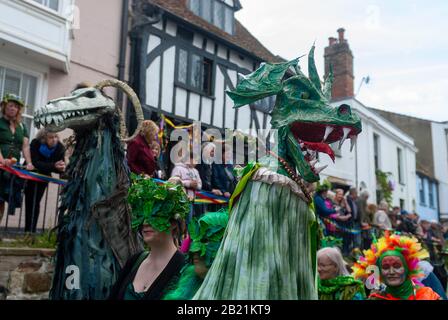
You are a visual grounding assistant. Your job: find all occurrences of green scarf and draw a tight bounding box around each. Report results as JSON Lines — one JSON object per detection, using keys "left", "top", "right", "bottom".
{"left": 318, "top": 276, "right": 366, "bottom": 300}
{"left": 378, "top": 250, "right": 414, "bottom": 300}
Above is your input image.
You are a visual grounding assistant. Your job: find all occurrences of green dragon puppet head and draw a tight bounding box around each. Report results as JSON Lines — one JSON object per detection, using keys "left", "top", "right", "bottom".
{"left": 227, "top": 46, "right": 362, "bottom": 183}
{"left": 34, "top": 79, "right": 144, "bottom": 142}
{"left": 128, "top": 174, "right": 190, "bottom": 233}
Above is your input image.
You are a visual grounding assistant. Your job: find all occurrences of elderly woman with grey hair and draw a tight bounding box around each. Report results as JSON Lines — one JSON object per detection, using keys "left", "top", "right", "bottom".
{"left": 317, "top": 247, "right": 366, "bottom": 300}
{"left": 373, "top": 200, "right": 392, "bottom": 231}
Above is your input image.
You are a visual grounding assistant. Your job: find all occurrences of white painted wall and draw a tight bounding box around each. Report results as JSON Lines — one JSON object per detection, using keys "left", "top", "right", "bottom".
{"left": 146, "top": 56, "right": 160, "bottom": 107}
{"left": 188, "top": 92, "right": 200, "bottom": 120}
{"left": 201, "top": 97, "right": 213, "bottom": 124}
{"left": 161, "top": 46, "right": 176, "bottom": 111}
{"left": 229, "top": 50, "right": 253, "bottom": 71}
{"left": 214, "top": 67, "right": 226, "bottom": 127}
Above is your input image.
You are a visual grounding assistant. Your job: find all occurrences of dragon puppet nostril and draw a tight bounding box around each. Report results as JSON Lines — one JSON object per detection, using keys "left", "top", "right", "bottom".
{"left": 337, "top": 104, "right": 352, "bottom": 116}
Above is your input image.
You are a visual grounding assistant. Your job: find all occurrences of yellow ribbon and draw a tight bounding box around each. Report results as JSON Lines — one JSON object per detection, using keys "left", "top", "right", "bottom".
{"left": 162, "top": 115, "right": 193, "bottom": 130}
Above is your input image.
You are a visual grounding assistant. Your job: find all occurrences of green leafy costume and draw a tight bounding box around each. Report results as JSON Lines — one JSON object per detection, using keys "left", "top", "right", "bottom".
{"left": 128, "top": 174, "right": 190, "bottom": 233}
{"left": 194, "top": 46, "right": 362, "bottom": 300}
{"left": 164, "top": 209, "right": 229, "bottom": 300}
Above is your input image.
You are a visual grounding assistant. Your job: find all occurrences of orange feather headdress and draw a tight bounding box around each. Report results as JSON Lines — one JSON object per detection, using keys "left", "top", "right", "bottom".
{"left": 353, "top": 232, "right": 429, "bottom": 284}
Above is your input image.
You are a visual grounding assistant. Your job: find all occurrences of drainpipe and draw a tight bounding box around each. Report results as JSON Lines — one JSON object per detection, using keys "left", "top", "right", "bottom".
{"left": 355, "top": 134, "right": 358, "bottom": 189}
{"left": 127, "top": 1, "right": 163, "bottom": 130}
{"left": 117, "top": 0, "right": 129, "bottom": 109}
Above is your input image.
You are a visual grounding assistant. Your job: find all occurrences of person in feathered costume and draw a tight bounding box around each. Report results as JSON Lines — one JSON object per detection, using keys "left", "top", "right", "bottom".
{"left": 353, "top": 232, "right": 441, "bottom": 300}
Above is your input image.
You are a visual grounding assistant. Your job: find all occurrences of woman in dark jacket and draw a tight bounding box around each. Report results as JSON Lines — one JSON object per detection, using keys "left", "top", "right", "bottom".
{"left": 212, "top": 146, "right": 237, "bottom": 198}
{"left": 197, "top": 142, "right": 222, "bottom": 213}
{"left": 24, "top": 129, "right": 65, "bottom": 233}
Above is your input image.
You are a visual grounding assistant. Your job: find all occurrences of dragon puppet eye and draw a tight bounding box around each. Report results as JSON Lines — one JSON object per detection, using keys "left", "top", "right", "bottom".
{"left": 300, "top": 92, "right": 310, "bottom": 100}
{"left": 338, "top": 104, "right": 352, "bottom": 116}
{"left": 85, "top": 91, "right": 96, "bottom": 99}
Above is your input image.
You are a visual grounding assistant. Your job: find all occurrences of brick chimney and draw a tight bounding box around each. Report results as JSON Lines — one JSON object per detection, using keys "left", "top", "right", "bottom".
{"left": 324, "top": 28, "right": 354, "bottom": 99}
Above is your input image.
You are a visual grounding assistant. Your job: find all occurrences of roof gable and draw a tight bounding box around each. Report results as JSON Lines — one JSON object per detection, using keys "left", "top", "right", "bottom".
{"left": 147, "top": 0, "right": 283, "bottom": 63}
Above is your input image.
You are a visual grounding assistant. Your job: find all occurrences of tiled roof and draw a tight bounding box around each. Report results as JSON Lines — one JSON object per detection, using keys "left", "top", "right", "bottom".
{"left": 147, "top": 0, "right": 284, "bottom": 63}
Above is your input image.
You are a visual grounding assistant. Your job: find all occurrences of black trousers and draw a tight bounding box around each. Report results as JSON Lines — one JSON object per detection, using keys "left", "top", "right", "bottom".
{"left": 24, "top": 181, "right": 48, "bottom": 233}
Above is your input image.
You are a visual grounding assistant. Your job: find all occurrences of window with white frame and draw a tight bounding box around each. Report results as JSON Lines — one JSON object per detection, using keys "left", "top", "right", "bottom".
{"left": 0, "top": 66, "right": 38, "bottom": 136}
{"left": 176, "top": 48, "right": 214, "bottom": 96}
{"left": 428, "top": 181, "right": 435, "bottom": 208}
{"left": 32, "top": 0, "right": 60, "bottom": 12}
{"left": 373, "top": 133, "right": 380, "bottom": 171}
{"left": 397, "top": 147, "right": 404, "bottom": 184}
{"left": 418, "top": 176, "right": 425, "bottom": 206}
{"left": 189, "top": 0, "right": 235, "bottom": 34}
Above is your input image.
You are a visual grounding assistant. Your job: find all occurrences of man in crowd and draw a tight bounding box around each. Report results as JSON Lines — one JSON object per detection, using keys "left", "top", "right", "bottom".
{"left": 356, "top": 190, "right": 370, "bottom": 250}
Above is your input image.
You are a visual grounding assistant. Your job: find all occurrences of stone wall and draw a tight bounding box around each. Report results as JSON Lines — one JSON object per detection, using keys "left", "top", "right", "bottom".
{"left": 0, "top": 248, "right": 55, "bottom": 300}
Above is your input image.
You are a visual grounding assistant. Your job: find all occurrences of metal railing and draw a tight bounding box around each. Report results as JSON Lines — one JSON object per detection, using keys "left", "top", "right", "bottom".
{"left": 0, "top": 176, "right": 61, "bottom": 236}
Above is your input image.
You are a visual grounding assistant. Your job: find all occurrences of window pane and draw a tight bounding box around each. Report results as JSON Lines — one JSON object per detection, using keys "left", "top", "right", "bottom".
{"left": 4, "top": 68, "right": 21, "bottom": 96}
{"left": 190, "top": 54, "right": 202, "bottom": 89}
{"left": 21, "top": 75, "right": 37, "bottom": 116}
{"left": 49, "top": 0, "right": 59, "bottom": 11}
{"left": 177, "top": 49, "right": 188, "bottom": 84}
{"left": 213, "top": 1, "right": 225, "bottom": 29}
{"left": 419, "top": 177, "right": 425, "bottom": 204}
{"left": 224, "top": 7, "right": 234, "bottom": 34}
{"left": 190, "top": 0, "right": 200, "bottom": 15}
{"left": 397, "top": 148, "right": 403, "bottom": 184}
{"left": 202, "top": 58, "right": 213, "bottom": 95}
{"left": 373, "top": 134, "right": 380, "bottom": 170}
{"left": 201, "top": 0, "right": 212, "bottom": 23}
{"left": 33, "top": 0, "right": 59, "bottom": 11}
{"left": 429, "top": 182, "right": 434, "bottom": 207}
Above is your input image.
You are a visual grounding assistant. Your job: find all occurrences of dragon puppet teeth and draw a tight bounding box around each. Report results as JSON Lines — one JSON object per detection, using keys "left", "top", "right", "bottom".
{"left": 323, "top": 126, "right": 334, "bottom": 142}
{"left": 350, "top": 135, "right": 357, "bottom": 152}
{"left": 338, "top": 127, "right": 351, "bottom": 150}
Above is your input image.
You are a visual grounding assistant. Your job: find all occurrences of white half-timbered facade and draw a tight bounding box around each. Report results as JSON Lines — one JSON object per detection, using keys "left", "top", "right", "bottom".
{"left": 129, "top": 0, "right": 282, "bottom": 132}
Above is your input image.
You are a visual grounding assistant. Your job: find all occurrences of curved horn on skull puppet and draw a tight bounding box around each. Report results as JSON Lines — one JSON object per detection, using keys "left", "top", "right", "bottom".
{"left": 94, "top": 79, "right": 144, "bottom": 142}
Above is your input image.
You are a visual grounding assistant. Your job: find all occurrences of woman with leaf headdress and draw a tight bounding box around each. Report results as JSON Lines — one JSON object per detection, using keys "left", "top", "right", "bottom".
{"left": 109, "top": 174, "right": 190, "bottom": 300}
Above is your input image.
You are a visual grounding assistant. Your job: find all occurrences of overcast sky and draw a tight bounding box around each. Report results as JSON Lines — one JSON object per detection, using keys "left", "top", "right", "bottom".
{"left": 236, "top": 0, "right": 448, "bottom": 122}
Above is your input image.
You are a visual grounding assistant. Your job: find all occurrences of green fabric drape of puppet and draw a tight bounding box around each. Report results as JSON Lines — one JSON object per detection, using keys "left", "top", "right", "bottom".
{"left": 318, "top": 276, "right": 366, "bottom": 300}
{"left": 193, "top": 46, "right": 362, "bottom": 300}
